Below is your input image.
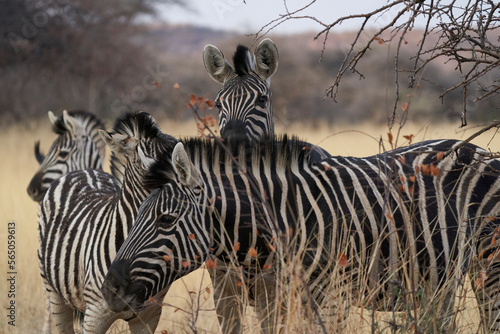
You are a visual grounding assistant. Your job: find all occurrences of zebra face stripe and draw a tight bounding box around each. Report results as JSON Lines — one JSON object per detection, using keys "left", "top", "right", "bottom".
{"left": 216, "top": 74, "right": 273, "bottom": 141}
{"left": 102, "top": 183, "right": 211, "bottom": 313}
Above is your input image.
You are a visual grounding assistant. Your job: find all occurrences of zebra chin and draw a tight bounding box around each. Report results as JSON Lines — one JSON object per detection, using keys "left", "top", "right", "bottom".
{"left": 27, "top": 171, "right": 48, "bottom": 202}
{"left": 101, "top": 259, "right": 149, "bottom": 313}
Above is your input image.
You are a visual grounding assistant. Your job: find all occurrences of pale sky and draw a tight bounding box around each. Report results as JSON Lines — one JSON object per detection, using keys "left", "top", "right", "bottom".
{"left": 159, "top": 0, "right": 444, "bottom": 34}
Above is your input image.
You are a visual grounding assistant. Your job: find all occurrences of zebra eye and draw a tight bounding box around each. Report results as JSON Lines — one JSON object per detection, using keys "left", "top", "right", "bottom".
{"left": 59, "top": 149, "right": 70, "bottom": 160}
{"left": 215, "top": 100, "right": 222, "bottom": 110}
{"left": 256, "top": 95, "right": 268, "bottom": 108}
{"left": 157, "top": 214, "right": 177, "bottom": 229}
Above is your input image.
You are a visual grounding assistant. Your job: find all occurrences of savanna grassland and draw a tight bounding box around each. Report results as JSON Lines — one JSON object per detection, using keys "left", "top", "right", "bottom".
{"left": 1, "top": 116, "right": 496, "bottom": 333}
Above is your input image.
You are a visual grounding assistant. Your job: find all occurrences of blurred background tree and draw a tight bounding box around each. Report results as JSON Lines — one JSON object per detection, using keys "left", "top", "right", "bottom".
{"left": 0, "top": 0, "right": 183, "bottom": 122}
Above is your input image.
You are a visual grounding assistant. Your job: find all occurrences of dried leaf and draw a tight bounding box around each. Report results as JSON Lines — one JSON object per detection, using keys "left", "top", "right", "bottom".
{"left": 190, "top": 94, "right": 197, "bottom": 105}
{"left": 233, "top": 242, "right": 240, "bottom": 252}
{"left": 163, "top": 254, "right": 171, "bottom": 262}
{"left": 189, "top": 233, "right": 196, "bottom": 240}
{"left": 173, "top": 83, "right": 179, "bottom": 90}
{"left": 420, "top": 163, "right": 430, "bottom": 175}
{"left": 248, "top": 247, "right": 258, "bottom": 258}
{"left": 430, "top": 163, "right": 440, "bottom": 176}
{"left": 401, "top": 103, "right": 409, "bottom": 112}
{"left": 403, "top": 135, "right": 414, "bottom": 144}
{"left": 206, "top": 258, "right": 217, "bottom": 270}
{"left": 436, "top": 152, "right": 444, "bottom": 161}
{"left": 263, "top": 264, "right": 272, "bottom": 270}
{"left": 387, "top": 132, "right": 393, "bottom": 145}
{"left": 337, "top": 253, "right": 348, "bottom": 268}
{"left": 409, "top": 175, "right": 416, "bottom": 183}
{"left": 181, "top": 260, "right": 190, "bottom": 268}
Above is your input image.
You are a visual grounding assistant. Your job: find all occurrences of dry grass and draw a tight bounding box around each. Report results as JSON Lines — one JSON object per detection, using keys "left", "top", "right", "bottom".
{"left": 1, "top": 117, "right": 497, "bottom": 333}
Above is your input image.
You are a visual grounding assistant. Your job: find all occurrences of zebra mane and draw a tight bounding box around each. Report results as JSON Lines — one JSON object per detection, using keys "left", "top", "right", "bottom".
{"left": 144, "top": 135, "right": 312, "bottom": 190}
{"left": 109, "top": 112, "right": 177, "bottom": 188}
{"left": 52, "top": 110, "right": 104, "bottom": 136}
{"left": 111, "top": 111, "right": 161, "bottom": 140}
{"left": 233, "top": 45, "right": 254, "bottom": 77}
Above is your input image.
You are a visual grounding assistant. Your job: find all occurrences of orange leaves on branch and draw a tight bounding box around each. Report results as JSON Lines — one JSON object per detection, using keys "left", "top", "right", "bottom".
{"left": 401, "top": 103, "right": 409, "bottom": 112}
{"left": 188, "top": 233, "right": 196, "bottom": 240}
{"left": 163, "top": 254, "right": 171, "bottom": 262}
{"left": 263, "top": 264, "right": 272, "bottom": 270}
{"left": 181, "top": 260, "right": 190, "bottom": 268}
{"left": 387, "top": 132, "right": 393, "bottom": 146}
{"left": 173, "top": 83, "right": 179, "bottom": 90}
{"left": 436, "top": 152, "right": 444, "bottom": 161}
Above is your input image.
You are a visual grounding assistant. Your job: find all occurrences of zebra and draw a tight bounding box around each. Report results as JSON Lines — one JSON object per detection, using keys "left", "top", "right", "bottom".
{"left": 27, "top": 110, "right": 107, "bottom": 202}
{"left": 102, "top": 136, "right": 500, "bottom": 333}
{"left": 203, "top": 39, "right": 331, "bottom": 161}
{"left": 38, "top": 112, "right": 178, "bottom": 333}
{"left": 27, "top": 110, "right": 107, "bottom": 333}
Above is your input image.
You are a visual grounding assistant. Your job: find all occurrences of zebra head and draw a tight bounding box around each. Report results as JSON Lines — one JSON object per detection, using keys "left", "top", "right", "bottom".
{"left": 99, "top": 111, "right": 178, "bottom": 189}
{"left": 203, "top": 38, "right": 279, "bottom": 141}
{"left": 27, "top": 110, "right": 106, "bottom": 202}
{"left": 102, "top": 142, "right": 211, "bottom": 314}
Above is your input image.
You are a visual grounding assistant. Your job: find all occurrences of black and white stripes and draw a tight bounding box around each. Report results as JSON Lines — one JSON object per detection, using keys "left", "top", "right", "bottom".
{"left": 27, "top": 110, "right": 106, "bottom": 202}
{"left": 102, "top": 136, "right": 500, "bottom": 332}
{"left": 38, "top": 112, "right": 178, "bottom": 333}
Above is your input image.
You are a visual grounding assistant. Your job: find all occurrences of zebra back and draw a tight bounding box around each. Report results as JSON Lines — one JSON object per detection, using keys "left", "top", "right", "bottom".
{"left": 27, "top": 110, "right": 106, "bottom": 202}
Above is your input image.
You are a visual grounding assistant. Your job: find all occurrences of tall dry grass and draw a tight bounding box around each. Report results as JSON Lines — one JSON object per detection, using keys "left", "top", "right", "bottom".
{"left": 1, "top": 116, "right": 497, "bottom": 333}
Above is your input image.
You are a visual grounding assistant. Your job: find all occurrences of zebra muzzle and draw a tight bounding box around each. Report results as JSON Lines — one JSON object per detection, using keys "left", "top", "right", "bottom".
{"left": 102, "top": 259, "right": 146, "bottom": 313}
{"left": 27, "top": 171, "right": 46, "bottom": 202}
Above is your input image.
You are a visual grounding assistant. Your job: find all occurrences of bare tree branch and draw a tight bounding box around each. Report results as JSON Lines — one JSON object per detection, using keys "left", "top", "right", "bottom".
{"left": 255, "top": 0, "right": 500, "bottom": 127}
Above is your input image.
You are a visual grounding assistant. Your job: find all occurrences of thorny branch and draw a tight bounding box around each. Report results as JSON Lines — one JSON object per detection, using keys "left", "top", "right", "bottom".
{"left": 254, "top": 0, "right": 500, "bottom": 128}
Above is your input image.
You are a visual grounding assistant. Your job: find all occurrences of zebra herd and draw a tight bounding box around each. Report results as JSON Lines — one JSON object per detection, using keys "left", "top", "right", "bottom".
{"left": 28, "top": 39, "right": 500, "bottom": 333}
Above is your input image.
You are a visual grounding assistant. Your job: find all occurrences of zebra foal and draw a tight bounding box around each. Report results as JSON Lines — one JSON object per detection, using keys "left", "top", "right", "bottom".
{"left": 38, "top": 112, "right": 177, "bottom": 333}
{"left": 102, "top": 137, "right": 500, "bottom": 333}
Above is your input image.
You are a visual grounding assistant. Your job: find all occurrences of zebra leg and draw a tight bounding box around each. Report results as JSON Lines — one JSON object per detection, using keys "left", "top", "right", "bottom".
{"left": 211, "top": 265, "right": 245, "bottom": 333}
{"left": 127, "top": 303, "right": 163, "bottom": 334}
{"left": 42, "top": 296, "right": 53, "bottom": 333}
{"left": 48, "top": 292, "right": 76, "bottom": 334}
{"left": 81, "top": 305, "right": 119, "bottom": 334}
{"left": 253, "top": 272, "right": 278, "bottom": 334}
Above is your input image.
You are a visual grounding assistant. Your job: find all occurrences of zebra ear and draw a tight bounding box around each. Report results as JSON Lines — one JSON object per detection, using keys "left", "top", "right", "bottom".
{"left": 48, "top": 111, "right": 58, "bottom": 126}
{"left": 254, "top": 38, "right": 279, "bottom": 81}
{"left": 99, "top": 129, "right": 137, "bottom": 156}
{"left": 172, "top": 142, "right": 201, "bottom": 187}
{"left": 62, "top": 110, "right": 86, "bottom": 137}
{"left": 137, "top": 146, "right": 155, "bottom": 169}
{"left": 203, "top": 44, "right": 234, "bottom": 84}
{"left": 34, "top": 141, "right": 45, "bottom": 165}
